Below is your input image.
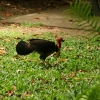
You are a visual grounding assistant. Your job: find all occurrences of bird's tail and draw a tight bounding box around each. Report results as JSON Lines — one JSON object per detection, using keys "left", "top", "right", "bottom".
{"left": 16, "top": 40, "right": 34, "bottom": 55}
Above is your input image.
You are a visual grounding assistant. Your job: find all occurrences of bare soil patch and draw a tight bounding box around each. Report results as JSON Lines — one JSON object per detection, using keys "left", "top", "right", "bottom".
{"left": 0, "top": 0, "right": 68, "bottom": 20}
{"left": 0, "top": 22, "right": 92, "bottom": 39}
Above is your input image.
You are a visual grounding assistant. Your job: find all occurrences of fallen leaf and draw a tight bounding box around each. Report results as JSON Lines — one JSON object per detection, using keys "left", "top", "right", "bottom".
{"left": 47, "top": 17, "right": 49, "bottom": 20}
{"left": 57, "top": 58, "right": 68, "bottom": 62}
{"left": 31, "top": 78, "right": 35, "bottom": 84}
{"left": 26, "top": 10, "right": 29, "bottom": 12}
{"left": 68, "top": 47, "right": 73, "bottom": 50}
{"left": 13, "top": 6, "right": 17, "bottom": 9}
{"left": 0, "top": 47, "right": 7, "bottom": 55}
{"left": 34, "top": 17, "right": 40, "bottom": 19}
{"left": 0, "top": 47, "right": 5, "bottom": 50}
{"left": 77, "top": 70, "right": 85, "bottom": 72}
{"left": 23, "top": 91, "right": 30, "bottom": 96}
{"left": 38, "top": 8, "right": 41, "bottom": 11}
{"left": 69, "top": 19, "right": 74, "bottom": 22}
{"left": 97, "top": 47, "right": 100, "bottom": 50}
{"left": 7, "top": 90, "right": 14, "bottom": 96}
{"left": 5, "top": 12, "right": 13, "bottom": 16}
{"left": 62, "top": 58, "right": 68, "bottom": 62}
{"left": 86, "top": 45, "right": 90, "bottom": 49}
{"left": 69, "top": 72, "right": 76, "bottom": 77}
{"left": 4, "top": 38, "right": 10, "bottom": 42}
{"left": 6, "top": 3, "right": 10, "bottom": 6}
{"left": 12, "top": 85, "right": 17, "bottom": 91}
{"left": 64, "top": 47, "right": 73, "bottom": 51}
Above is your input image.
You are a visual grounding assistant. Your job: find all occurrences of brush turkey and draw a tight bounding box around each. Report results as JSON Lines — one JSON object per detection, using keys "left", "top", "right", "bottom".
{"left": 16, "top": 38, "right": 64, "bottom": 60}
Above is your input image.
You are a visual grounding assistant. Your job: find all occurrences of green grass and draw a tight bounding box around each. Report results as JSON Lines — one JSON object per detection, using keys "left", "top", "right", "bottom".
{"left": 21, "top": 22, "right": 43, "bottom": 28}
{"left": 0, "top": 26, "right": 100, "bottom": 100}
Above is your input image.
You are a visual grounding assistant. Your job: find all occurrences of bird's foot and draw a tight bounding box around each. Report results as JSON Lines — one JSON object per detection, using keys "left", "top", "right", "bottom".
{"left": 39, "top": 60, "right": 52, "bottom": 67}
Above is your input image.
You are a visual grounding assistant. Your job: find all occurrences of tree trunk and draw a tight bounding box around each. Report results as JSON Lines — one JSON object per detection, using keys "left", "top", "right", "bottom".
{"left": 90, "top": 0, "right": 100, "bottom": 16}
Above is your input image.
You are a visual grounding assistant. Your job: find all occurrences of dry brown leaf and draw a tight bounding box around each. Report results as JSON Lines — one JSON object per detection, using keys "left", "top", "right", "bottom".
{"left": 86, "top": 45, "right": 90, "bottom": 49}
{"left": 0, "top": 47, "right": 5, "bottom": 50}
{"left": 0, "top": 47, "right": 7, "bottom": 55}
{"left": 13, "top": 6, "right": 17, "bottom": 9}
{"left": 69, "top": 72, "right": 76, "bottom": 77}
{"left": 26, "top": 10, "right": 29, "bottom": 12}
{"left": 7, "top": 90, "right": 14, "bottom": 96}
{"left": 97, "top": 47, "right": 100, "bottom": 50}
{"left": 38, "top": 8, "right": 41, "bottom": 11}
{"left": 4, "top": 38, "right": 10, "bottom": 42}
{"left": 69, "top": 19, "right": 74, "bottom": 22}
{"left": 78, "top": 70, "right": 85, "bottom": 72}
{"left": 57, "top": 58, "right": 68, "bottom": 62}
{"left": 23, "top": 91, "right": 30, "bottom": 96}
{"left": 5, "top": 12, "right": 13, "bottom": 16}
{"left": 12, "top": 85, "right": 17, "bottom": 91}
{"left": 47, "top": 17, "right": 49, "bottom": 20}
{"left": 34, "top": 17, "right": 40, "bottom": 19}
{"left": 64, "top": 47, "right": 73, "bottom": 51}
{"left": 31, "top": 78, "right": 35, "bottom": 84}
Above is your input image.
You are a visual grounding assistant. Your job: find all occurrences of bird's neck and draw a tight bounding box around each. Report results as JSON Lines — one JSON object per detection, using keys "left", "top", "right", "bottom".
{"left": 57, "top": 41, "right": 61, "bottom": 48}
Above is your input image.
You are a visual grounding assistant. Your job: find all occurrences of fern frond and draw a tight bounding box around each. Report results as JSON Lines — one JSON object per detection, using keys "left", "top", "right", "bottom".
{"left": 97, "top": 26, "right": 100, "bottom": 32}
{"left": 70, "top": 1, "right": 74, "bottom": 11}
{"left": 73, "top": 0, "right": 78, "bottom": 10}
{"left": 85, "top": 5, "right": 92, "bottom": 19}
{"left": 93, "top": 17, "right": 99, "bottom": 30}
{"left": 64, "top": 0, "right": 100, "bottom": 37}
{"left": 82, "top": 3, "right": 91, "bottom": 18}
{"left": 80, "top": 0, "right": 87, "bottom": 15}
{"left": 77, "top": 0, "right": 82, "bottom": 13}
{"left": 63, "top": 9, "right": 71, "bottom": 15}
{"left": 90, "top": 15, "right": 99, "bottom": 30}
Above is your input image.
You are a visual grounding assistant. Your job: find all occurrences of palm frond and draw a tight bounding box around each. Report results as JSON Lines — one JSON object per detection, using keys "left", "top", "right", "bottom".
{"left": 64, "top": 0, "right": 100, "bottom": 37}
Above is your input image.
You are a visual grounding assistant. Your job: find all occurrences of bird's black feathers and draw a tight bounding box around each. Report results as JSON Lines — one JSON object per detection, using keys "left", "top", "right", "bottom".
{"left": 29, "top": 39, "right": 58, "bottom": 54}
{"left": 16, "top": 41, "right": 33, "bottom": 55}
{"left": 16, "top": 38, "right": 61, "bottom": 60}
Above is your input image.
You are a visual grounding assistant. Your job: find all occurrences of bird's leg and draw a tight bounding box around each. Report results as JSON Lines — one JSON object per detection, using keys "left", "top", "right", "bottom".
{"left": 39, "top": 60, "right": 52, "bottom": 67}
{"left": 39, "top": 54, "right": 52, "bottom": 67}
{"left": 56, "top": 49, "right": 60, "bottom": 57}
{"left": 45, "top": 60, "right": 52, "bottom": 67}
{"left": 40, "top": 60, "right": 52, "bottom": 67}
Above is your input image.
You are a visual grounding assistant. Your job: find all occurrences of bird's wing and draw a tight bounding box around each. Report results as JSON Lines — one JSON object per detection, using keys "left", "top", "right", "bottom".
{"left": 29, "top": 39, "right": 56, "bottom": 54}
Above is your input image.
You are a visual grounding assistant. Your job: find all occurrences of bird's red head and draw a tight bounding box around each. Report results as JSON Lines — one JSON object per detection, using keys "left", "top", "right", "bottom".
{"left": 56, "top": 37, "right": 64, "bottom": 48}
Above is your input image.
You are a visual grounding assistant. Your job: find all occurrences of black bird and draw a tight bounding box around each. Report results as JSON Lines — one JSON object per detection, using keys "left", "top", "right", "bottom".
{"left": 16, "top": 38, "right": 64, "bottom": 61}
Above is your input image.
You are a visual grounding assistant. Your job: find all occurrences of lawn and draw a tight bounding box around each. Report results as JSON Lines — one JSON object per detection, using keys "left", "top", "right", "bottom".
{"left": 0, "top": 24, "right": 100, "bottom": 100}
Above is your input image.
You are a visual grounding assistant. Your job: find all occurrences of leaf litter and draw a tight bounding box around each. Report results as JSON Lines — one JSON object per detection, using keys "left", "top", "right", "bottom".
{"left": 0, "top": 47, "right": 7, "bottom": 55}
